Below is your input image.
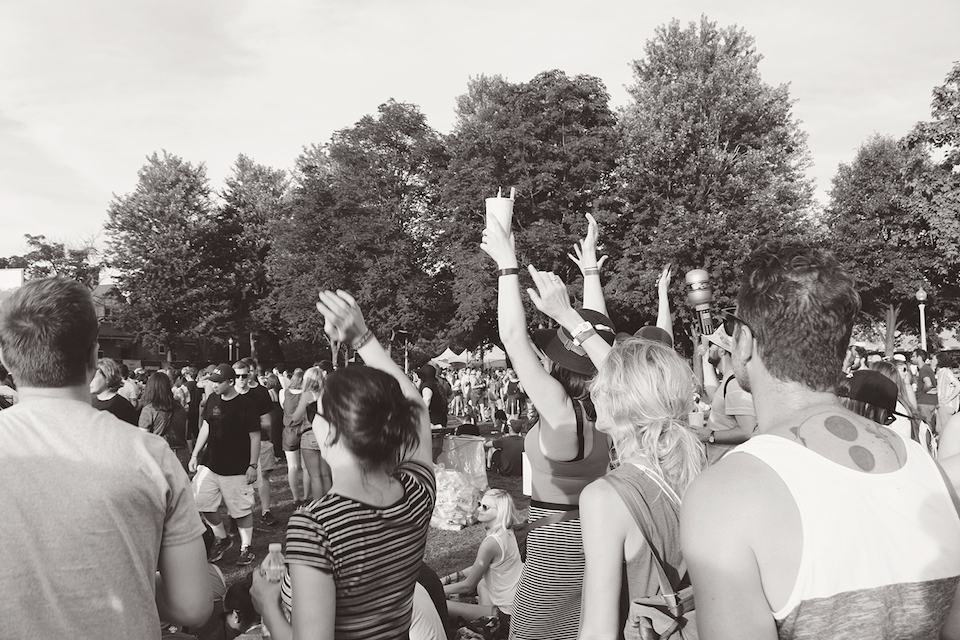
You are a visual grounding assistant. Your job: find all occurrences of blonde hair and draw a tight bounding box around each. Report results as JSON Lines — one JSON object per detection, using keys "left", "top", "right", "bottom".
{"left": 302, "top": 366, "right": 323, "bottom": 394}
{"left": 482, "top": 488, "right": 522, "bottom": 534}
{"left": 590, "top": 337, "right": 705, "bottom": 496}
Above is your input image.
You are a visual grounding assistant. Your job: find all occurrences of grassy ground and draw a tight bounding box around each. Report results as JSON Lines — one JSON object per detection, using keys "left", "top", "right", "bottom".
{"left": 215, "top": 420, "right": 526, "bottom": 587}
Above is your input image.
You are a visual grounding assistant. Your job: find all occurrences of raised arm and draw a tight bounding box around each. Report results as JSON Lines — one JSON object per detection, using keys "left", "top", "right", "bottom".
{"left": 316, "top": 290, "right": 432, "bottom": 467}
{"left": 656, "top": 264, "right": 674, "bottom": 344}
{"left": 527, "top": 265, "right": 611, "bottom": 370}
{"left": 568, "top": 213, "right": 608, "bottom": 317}
{"left": 481, "top": 213, "right": 577, "bottom": 459}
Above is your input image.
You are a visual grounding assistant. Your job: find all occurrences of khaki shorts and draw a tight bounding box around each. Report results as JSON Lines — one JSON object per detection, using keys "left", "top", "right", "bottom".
{"left": 258, "top": 440, "right": 278, "bottom": 472}
{"left": 192, "top": 466, "right": 255, "bottom": 519}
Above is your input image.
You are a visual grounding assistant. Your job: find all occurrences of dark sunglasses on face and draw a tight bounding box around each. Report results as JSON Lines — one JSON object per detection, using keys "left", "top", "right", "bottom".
{"left": 234, "top": 373, "right": 250, "bottom": 379}
{"left": 477, "top": 502, "right": 493, "bottom": 511}
{"left": 719, "top": 307, "right": 749, "bottom": 336}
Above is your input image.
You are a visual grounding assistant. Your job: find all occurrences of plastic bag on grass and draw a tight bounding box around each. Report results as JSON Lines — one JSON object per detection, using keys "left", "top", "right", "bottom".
{"left": 431, "top": 465, "right": 481, "bottom": 531}
{"left": 437, "top": 436, "right": 488, "bottom": 493}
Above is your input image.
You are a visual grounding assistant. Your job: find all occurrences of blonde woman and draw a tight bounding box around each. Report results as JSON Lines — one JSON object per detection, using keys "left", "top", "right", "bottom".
{"left": 443, "top": 489, "right": 524, "bottom": 635}
{"left": 580, "top": 338, "right": 705, "bottom": 640}
{"left": 290, "top": 366, "right": 332, "bottom": 501}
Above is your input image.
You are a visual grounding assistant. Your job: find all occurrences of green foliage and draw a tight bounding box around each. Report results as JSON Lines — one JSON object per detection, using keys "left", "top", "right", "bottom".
{"left": 822, "top": 135, "right": 932, "bottom": 340}
{"left": 610, "top": 17, "right": 815, "bottom": 336}
{"left": 221, "top": 154, "right": 290, "bottom": 351}
{"left": 0, "top": 235, "right": 100, "bottom": 289}
{"left": 259, "top": 104, "right": 453, "bottom": 363}
{"left": 903, "top": 61, "right": 960, "bottom": 324}
{"left": 440, "top": 70, "right": 619, "bottom": 346}
{"left": 104, "top": 151, "right": 247, "bottom": 354}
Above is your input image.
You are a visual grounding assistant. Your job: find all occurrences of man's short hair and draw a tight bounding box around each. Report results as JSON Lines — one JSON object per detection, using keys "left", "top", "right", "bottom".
{"left": 233, "top": 360, "right": 250, "bottom": 372}
{"left": 913, "top": 348, "right": 929, "bottom": 361}
{"left": 181, "top": 365, "right": 198, "bottom": 378}
{"left": 850, "top": 345, "right": 866, "bottom": 359}
{"left": 0, "top": 277, "right": 98, "bottom": 388}
{"left": 737, "top": 242, "right": 860, "bottom": 393}
{"left": 240, "top": 357, "right": 256, "bottom": 371}
{"left": 119, "top": 363, "right": 130, "bottom": 379}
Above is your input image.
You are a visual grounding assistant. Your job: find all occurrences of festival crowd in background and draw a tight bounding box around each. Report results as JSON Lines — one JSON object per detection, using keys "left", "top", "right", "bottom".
{"left": 1, "top": 211, "right": 960, "bottom": 640}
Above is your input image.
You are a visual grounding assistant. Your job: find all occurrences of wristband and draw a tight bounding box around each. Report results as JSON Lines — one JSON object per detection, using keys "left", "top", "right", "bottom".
{"left": 248, "top": 463, "right": 258, "bottom": 470}
{"left": 583, "top": 267, "right": 601, "bottom": 276}
{"left": 498, "top": 267, "right": 520, "bottom": 277}
{"left": 572, "top": 328, "right": 597, "bottom": 346}
{"left": 351, "top": 329, "right": 375, "bottom": 350}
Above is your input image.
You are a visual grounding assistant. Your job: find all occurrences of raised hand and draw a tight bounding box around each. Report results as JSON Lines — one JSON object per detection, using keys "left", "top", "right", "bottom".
{"left": 567, "top": 213, "right": 608, "bottom": 274}
{"left": 316, "top": 290, "right": 369, "bottom": 345}
{"left": 526, "top": 265, "right": 576, "bottom": 325}
{"left": 657, "top": 263, "right": 673, "bottom": 296}
{"left": 480, "top": 212, "right": 518, "bottom": 269}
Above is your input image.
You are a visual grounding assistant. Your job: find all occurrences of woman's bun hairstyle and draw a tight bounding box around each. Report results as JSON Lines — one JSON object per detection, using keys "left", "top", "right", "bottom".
{"left": 321, "top": 365, "right": 423, "bottom": 473}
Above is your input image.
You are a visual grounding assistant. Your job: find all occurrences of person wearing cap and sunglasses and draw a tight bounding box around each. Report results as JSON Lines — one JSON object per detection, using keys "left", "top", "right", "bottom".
{"left": 696, "top": 316, "right": 757, "bottom": 464}
{"left": 482, "top": 211, "right": 615, "bottom": 640}
{"left": 189, "top": 363, "right": 262, "bottom": 567}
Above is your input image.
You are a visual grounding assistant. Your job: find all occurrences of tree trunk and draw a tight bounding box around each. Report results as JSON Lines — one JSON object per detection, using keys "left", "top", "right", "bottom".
{"left": 885, "top": 303, "right": 901, "bottom": 358}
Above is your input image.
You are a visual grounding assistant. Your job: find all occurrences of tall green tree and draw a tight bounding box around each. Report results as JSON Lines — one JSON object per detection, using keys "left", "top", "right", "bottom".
{"left": 221, "top": 154, "right": 290, "bottom": 359}
{"left": 439, "top": 70, "right": 619, "bottom": 346}
{"left": 822, "top": 135, "right": 933, "bottom": 355}
{"left": 105, "top": 151, "right": 246, "bottom": 357}
{"left": 261, "top": 104, "right": 452, "bottom": 364}
{"left": 903, "top": 61, "right": 960, "bottom": 324}
{"left": 611, "top": 17, "right": 815, "bottom": 335}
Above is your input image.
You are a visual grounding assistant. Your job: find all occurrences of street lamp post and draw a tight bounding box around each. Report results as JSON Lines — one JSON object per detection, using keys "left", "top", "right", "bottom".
{"left": 916, "top": 288, "right": 928, "bottom": 351}
{"left": 228, "top": 337, "right": 234, "bottom": 362}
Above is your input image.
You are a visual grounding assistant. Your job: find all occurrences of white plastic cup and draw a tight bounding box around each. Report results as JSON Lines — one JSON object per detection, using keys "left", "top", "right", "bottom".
{"left": 688, "top": 411, "right": 704, "bottom": 430}
{"left": 485, "top": 190, "right": 515, "bottom": 231}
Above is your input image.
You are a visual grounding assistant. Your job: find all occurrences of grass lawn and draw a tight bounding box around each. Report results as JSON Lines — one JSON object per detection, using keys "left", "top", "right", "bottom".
{"left": 216, "top": 421, "right": 527, "bottom": 587}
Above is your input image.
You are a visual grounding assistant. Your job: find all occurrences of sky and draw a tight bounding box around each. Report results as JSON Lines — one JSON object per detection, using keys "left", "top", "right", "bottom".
{"left": 1, "top": 0, "right": 957, "bottom": 258}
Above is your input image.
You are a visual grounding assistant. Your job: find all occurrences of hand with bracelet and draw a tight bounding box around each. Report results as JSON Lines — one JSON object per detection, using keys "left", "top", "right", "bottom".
{"left": 316, "top": 290, "right": 370, "bottom": 349}
{"left": 567, "top": 212, "right": 607, "bottom": 277}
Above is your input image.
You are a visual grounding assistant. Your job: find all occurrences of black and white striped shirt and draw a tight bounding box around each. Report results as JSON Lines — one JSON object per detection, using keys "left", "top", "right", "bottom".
{"left": 281, "top": 459, "right": 436, "bottom": 639}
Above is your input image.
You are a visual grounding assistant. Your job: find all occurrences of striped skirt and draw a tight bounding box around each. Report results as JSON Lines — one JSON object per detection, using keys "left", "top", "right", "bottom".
{"left": 509, "top": 505, "right": 584, "bottom": 640}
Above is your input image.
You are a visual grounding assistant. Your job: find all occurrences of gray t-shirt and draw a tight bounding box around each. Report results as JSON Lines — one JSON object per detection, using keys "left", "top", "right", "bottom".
{"left": 0, "top": 397, "right": 205, "bottom": 639}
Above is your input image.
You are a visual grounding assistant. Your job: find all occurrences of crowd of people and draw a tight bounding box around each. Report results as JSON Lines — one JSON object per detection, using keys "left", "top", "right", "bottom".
{"left": 2, "top": 206, "right": 960, "bottom": 640}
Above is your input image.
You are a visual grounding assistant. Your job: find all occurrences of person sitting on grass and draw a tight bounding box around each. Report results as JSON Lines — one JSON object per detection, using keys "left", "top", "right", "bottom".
{"left": 485, "top": 420, "right": 524, "bottom": 476}
{"left": 443, "top": 489, "right": 524, "bottom": 638}
{"left": 224, "top": 574, "right": 266, "bottom": 639}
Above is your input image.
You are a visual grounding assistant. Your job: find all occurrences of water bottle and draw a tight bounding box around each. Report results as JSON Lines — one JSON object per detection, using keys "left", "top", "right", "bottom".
{"left": 261, "top": 543, "right": 285, "bottom": 583}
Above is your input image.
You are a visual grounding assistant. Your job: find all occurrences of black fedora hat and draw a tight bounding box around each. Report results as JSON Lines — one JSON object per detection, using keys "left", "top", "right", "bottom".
{"left": 533, "top": 310, "right": 616, "bottom": 376}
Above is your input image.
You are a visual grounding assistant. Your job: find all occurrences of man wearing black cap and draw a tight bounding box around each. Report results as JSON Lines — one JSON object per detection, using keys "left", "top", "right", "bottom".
{"left": 189, "top": 363, "right": 261, "bottom": 566}
{"left": 682, "top": 243, "right": 960, "bottom": 639}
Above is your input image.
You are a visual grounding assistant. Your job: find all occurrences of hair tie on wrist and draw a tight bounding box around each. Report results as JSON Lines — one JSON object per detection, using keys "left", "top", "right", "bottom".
{"left": 583, "top": 267, "right": 600, "bottom": 276}
{"left": 498, "top": 268, "right": 520, "bottom": 277}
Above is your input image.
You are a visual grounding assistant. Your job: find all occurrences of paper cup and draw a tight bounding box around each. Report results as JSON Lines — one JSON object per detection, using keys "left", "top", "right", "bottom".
{"left": 485, "top": 196, "right": 514, "bottom": 231}
{"left": 688, "top": 411, "right": 704, "bottom": 429}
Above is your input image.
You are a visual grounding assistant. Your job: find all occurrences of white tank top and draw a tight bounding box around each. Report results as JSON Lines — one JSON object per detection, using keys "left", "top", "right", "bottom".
{"left": 734, "top": 433, "right": 960, "bottom": 639}
{"left": 482, "top": 528, "right": 524, "bottom": 615}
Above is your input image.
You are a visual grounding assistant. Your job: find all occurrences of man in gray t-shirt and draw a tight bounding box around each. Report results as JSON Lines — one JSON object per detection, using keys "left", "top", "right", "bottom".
{"left": 0, "top": 277, "right": 212, "bottom": 638}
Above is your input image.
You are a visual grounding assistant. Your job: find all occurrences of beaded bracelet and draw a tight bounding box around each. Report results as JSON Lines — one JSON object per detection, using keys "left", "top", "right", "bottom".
{"left": 351, "top": 330, "right": 375, "bottom": 350}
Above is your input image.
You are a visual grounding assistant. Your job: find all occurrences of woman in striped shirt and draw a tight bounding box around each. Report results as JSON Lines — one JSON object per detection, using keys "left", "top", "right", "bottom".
{"left": 251, "top": 290, "right": 436, "bottom": 640}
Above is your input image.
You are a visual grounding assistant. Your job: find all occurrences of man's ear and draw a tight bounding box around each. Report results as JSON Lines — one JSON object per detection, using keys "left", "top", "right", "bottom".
{"left": 86, "top": 341, "right": 99, "bottom": 381}
{"left": 734, "top": 324, "right": 756, "bottom": 364}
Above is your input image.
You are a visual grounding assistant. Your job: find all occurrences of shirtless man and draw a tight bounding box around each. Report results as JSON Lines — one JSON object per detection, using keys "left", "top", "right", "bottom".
{"left": 682, "top": 243, "right": 960, "bottom": 640}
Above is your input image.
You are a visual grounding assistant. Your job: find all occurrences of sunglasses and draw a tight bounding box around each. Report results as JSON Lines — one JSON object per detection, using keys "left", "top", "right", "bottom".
{"left": 718, "top": 307, "right": 749, "bottom": 336}
{"left": 477, "top": 502, "right": 494, "bottom": 511}
{"left": 234, "top": 373, "right": 250, "bottom": 379}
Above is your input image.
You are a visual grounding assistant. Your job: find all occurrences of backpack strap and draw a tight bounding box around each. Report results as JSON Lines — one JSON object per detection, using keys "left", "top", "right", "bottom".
{"left": 603, "top": 469, "right": 682, "bottom": 598}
